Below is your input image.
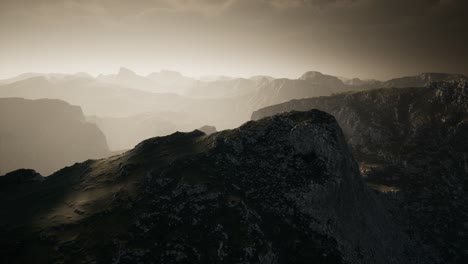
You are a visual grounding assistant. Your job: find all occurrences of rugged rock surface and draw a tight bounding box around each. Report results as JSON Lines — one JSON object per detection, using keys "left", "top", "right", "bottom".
{"left": 340, "top": 73, "right": 467, "bottom": 90}
{"left": 0, "top": 110, "right": 423, "bottom": 263}
{"left": 0, "top": 98, "right": 110, "bottom": 175}
{"left": 252, "top": 80, "right": 468, "bottom": 263}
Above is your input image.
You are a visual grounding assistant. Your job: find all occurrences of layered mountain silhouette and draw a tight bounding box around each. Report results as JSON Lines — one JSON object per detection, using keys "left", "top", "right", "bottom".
{"left": 97, "top": 67, "right": 172, "bottom": 93}
{"left": 0, "top": 72, "right": 93, "bottom": 85}
{"left": 97, "top": 67, "right": 202, "bottom": 94}
{"left": 0, "top": 75, "right": 189, "bottom": 116}
{"left": 1, "top": 70, "right": 466, "bottom": 149}
{"left": 0, "top": 98, "right": 110, "bottom": 175}
{"left": 187, "top": 77, "right": 266, "bottom": 98}
{"left": 0, "top": 110, "right": 428, "bottom": 264}
{"left": 252, "top": 79, "right": 468, "bottom": 263}
{"left": 147, "top": 70, "right": 195, "bottom": 90}
{"left": 0, "top": 73, "right": 252, "bottom": 140}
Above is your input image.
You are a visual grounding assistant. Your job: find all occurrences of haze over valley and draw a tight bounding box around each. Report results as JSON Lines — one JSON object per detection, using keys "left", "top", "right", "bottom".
{"left": 3, "top": 68, "right": 465, "bottom": 151}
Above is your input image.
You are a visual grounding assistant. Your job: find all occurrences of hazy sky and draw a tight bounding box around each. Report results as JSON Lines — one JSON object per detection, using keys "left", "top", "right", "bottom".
{"left": 1, "top": 0, "right": 467, "bottom": 80}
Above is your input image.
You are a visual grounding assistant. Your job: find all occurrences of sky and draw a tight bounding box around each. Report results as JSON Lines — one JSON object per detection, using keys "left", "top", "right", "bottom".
{"left": 0, "top": 0, "right": 467, "bottom": 80}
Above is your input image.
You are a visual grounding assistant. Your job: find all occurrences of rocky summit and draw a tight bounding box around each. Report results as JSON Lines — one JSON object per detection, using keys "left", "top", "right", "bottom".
{"left": 0, "top": 110, "right": 425, "bottom": 264}
{"left": 252, "top": 79, "right": 468, "bottom": 263}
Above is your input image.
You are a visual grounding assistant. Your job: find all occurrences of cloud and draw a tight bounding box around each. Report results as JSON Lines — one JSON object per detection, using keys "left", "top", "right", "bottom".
{"left": 0, "top": 0, "right": 466, "bottom": 79}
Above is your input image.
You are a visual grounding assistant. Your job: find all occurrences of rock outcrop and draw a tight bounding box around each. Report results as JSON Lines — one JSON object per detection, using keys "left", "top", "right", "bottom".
{"left": 252, "top": 79, "right": 468, "bottom": 263}
{"left": 0, "top": 110, "right": 422, "bottom": 263}
{"left": 197, "top": 125, "right": 217, "bottom": 135}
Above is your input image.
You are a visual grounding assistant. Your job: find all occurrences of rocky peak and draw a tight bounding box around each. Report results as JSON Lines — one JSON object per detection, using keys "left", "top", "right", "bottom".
{"left": 197, "top": 125, "right": 217, "bottom": 135}
{"left": 0, "top": 109, "right": 418, "bottom": 263}
{"left": 112, "top": 110, "right": 413, "bottom": 263}
{"left": 299, "top": 71, "right": 325, "bottom": 80}
{"left": 0, "top": 169, "right": 43, "bottom": 188}
{"left": 117, "top": 67, "right": 137, "bottom": 77}
{"left": 299, "top": 71, "right": 345, "bottom": 87}
{"left": 250, "top": 80, "right": 468, "bottom": 262}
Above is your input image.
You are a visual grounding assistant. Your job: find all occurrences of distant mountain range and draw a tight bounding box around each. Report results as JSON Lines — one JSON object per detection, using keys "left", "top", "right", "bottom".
{"left": 4, "top": 69, "right": 465, "bottom": 97}
{"left": 0, "top": 75, "right": 251, "bottom": 150}
{"left": 1, "top": 70, "right": 466, "bottom": 150}
{"left": 97, "top": 67, "right": 193, "bottom": 94}
{"left": 0, "top": 75, "right": 188, "bottom": 116}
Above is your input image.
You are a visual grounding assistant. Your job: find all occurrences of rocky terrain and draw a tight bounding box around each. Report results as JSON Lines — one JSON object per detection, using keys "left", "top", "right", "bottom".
{"left": 378, "top": 73, "right": 468, "bottom": 89}
{"left": 0, "top": 98, "right": 110, "bottom": 175}
{"left": 252, "top": 80, "right": 468, "bottom": 263}
{"left": 0, "top": 110, "right": 429, "bottom": 264}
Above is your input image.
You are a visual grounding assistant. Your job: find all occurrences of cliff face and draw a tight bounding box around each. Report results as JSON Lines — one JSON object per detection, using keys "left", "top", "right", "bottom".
{"left": 381, "top": 72, "right": 468, "bottom": 88}
{"left": 252, "top": 80, "right": 468, "bottom": 262}
{"left": 0, "top": 98, "right": 110, "bottom": 175}
{"left": 0, "top": 110, "right": 422, "bottom": 264}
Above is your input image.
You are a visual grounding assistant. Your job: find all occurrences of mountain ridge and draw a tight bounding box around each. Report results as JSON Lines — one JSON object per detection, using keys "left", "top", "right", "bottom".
{"left": 0, "top": 110, "right": 426, "bottom": 263}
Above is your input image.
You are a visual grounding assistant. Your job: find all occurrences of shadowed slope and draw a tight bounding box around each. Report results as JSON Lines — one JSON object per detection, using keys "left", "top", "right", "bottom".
{"left": 252, "top": 80, "right": 468, "bottom": 262}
